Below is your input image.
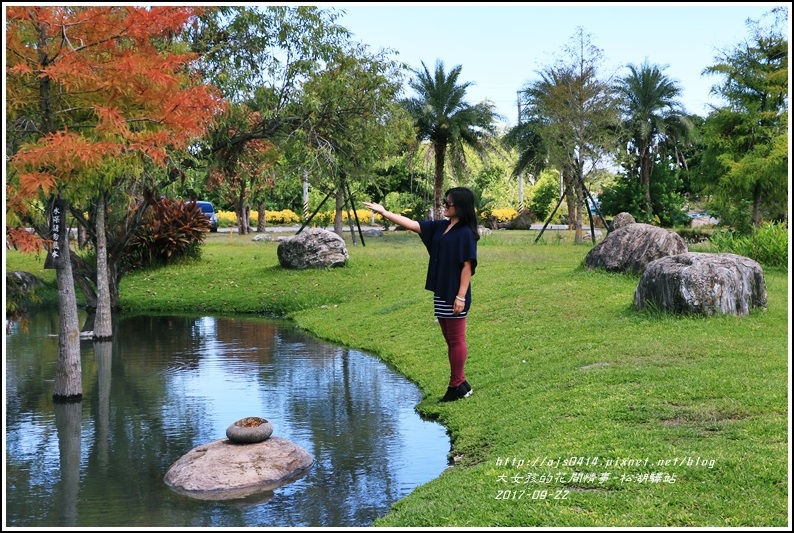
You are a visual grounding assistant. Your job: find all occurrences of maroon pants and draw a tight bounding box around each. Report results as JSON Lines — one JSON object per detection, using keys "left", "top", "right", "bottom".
{"left": 438, "top": 317, "right": 467, "bottom": 387}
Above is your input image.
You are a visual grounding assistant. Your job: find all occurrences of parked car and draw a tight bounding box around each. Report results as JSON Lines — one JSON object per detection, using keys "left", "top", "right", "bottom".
{"left": 586, "top": 195, "right": 601, "bottom": 214}
{"left": 189, "top": 200, "right": 218, "bottom": 232}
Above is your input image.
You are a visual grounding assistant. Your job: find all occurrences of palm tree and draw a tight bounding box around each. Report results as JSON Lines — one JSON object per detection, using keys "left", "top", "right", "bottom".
{"left": 400, "top": 60, "right": 501, "bottom": 219}
{"left": 502, "top": 115, "right": 548, "bottom": 191}
{"left": 614, "top": 60, "right": 692, "bottom": 220}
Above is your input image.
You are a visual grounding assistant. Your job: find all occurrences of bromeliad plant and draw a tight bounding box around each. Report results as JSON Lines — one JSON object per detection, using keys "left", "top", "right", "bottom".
{"left": 123, "top": 198, "right": 209, "bottom": 270}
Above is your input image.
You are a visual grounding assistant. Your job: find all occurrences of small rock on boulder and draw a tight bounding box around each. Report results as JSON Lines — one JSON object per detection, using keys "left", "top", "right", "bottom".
{"left": 277, "top": 228, "right": 349, "bottom": 269}
{"left": 634, "top": 252, "right": 767, "bottom": 316}
{"left": 610, "top": 212, "right": 636, "bottom": 231}
{"left": 226, "top": 417, "right": 273, "bottom": 443}
{"left": 585, "top": 223, "right": 688, "bottom": 274}
{"left": 164, "top": 436, "right": 314, "bottom": 500}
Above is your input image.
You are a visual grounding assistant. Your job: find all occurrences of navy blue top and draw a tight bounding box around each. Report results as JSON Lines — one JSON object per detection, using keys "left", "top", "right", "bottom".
{"left": 418, "top": 220, "right": 478, "bottom": 313}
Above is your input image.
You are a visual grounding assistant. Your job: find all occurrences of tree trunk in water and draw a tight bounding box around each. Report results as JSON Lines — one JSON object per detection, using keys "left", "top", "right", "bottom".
{"left": 54, "top": 239, "right": 82, "bottom": 401}
{"left": 334, "top": 188, "right": 344, "bottom": 236}
{"left": 94, "top": 339, "right": 113, "bottom": 471}
{"left": 257, "top": 198, "right": 266, "bottom": 232}
{"left": 54, "top": 401, "right": 82, "bottom": 526}
{"left": 72, "top": 244, "right": 124, "bottom": 315}
{"left": 433, "top": 143, "right": 447, "bottom": 220}
{"left": 93, "top": 194, "right": 113, "bottom": 340}
{"left": 72, "top": 266, "right": 98, "bottom": 312}
{"left": 38, "top": 25, "right": 80, "bottom": 400}
{"left": 70, "top": 194, "right": 152, "bottom": 314}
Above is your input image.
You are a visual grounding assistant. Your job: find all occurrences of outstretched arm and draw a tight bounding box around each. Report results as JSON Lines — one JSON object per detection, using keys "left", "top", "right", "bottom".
{"left": 362, "top": 201, "right": 421, "bottom": 234}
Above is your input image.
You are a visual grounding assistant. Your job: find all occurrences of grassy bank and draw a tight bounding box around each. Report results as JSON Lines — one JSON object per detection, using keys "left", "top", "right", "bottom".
{"left": 6, "top": 229, "right": 789, "bottom": 527}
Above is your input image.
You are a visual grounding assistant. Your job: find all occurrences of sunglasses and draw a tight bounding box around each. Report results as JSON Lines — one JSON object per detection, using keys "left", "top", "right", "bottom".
{"left": 443, "top": 200, "right": 454, "bottom": 208}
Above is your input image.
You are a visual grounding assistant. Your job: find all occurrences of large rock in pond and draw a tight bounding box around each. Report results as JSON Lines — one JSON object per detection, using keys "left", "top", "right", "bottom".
{"left": 585, "top": 223, "right": 687, "bottom": 274}
{"left": 277, "top": 228, "right": 349, "bottom": 269}
{"left": 164, "top": 436, "right": 314, "bottom": 500}
{"left": 634, "top": 252, "right": 767, "bottom": 316}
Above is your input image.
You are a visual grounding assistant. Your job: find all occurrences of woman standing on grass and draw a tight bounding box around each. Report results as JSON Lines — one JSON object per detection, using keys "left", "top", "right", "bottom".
{"left": 363, "top": 187, "right": 479, "bottom": 402}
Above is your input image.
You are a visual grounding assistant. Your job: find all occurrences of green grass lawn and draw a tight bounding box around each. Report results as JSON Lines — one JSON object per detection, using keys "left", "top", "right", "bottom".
{"left": 6, "top": 228, "right": 790, "bottom": 526}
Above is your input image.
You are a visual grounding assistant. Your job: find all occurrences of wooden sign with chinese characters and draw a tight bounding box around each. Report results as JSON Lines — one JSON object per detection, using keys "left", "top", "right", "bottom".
{"left": 43, "top": 198, "right": 68, "bottom": 269}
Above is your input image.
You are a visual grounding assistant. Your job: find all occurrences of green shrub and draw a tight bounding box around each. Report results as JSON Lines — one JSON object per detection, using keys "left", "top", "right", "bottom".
{"left": 674, "top": 226, "right": 714, "bottom": 244}
{"left": 708, "top": 221, "right": 788, "bottom": 267}
{"left": 124, "top": 198, "right": 208, "bottom": 270}
{"left": 529, "top": 172, "right": 559, "bottom": 220}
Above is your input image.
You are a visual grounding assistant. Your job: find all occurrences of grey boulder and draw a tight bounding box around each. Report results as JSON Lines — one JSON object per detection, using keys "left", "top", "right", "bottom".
{"left": 277, "top": 228, "right": 349, "bottom": 269}
{"left": 634, "top": 252, "right": 767, "bottom": 316}
{"left": 585, "top": 223, "right": 688, "bottom": 274}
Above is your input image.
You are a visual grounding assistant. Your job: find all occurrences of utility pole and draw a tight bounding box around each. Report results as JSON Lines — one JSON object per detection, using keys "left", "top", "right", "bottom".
{"left": 302, "top": 170, "right": 309, "bottom": 220}
{"left": 516, "top": 91, "right": 524, "bottom": 212}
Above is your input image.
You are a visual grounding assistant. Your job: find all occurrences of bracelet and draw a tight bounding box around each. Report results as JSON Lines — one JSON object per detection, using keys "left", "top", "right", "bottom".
{"left": 455, "top": 296, "right": 465, "bottom": 302}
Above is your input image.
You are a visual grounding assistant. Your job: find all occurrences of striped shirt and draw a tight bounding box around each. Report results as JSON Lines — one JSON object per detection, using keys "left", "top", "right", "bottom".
{"left": 419, "top": 219, "right": 477, "bottom": 317}
{"left": 434, "top": 295, "right": 467, "bottom": 318}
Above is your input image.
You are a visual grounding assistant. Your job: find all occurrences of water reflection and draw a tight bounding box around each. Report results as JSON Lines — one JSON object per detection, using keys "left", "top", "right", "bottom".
{"left": 5, "top": 313, "right": 450, "bottom": 527}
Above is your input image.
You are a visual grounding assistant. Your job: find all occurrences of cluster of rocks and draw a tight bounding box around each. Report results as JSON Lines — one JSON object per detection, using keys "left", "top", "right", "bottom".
{"left": 585, "top": 213, "right": 767, "bottom": 316}
{"left": 258, "top": 219, "right": 767, "bottom": 317}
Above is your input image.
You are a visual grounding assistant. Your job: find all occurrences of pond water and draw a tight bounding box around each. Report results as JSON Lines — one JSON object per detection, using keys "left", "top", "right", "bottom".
{"left": 4, "top": 312, "right": 450, "bottom": 527}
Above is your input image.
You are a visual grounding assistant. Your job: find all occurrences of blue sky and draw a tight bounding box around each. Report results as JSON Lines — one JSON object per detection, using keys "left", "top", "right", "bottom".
{"left": 334, "top": 2, "right": 788, "bottom": 127}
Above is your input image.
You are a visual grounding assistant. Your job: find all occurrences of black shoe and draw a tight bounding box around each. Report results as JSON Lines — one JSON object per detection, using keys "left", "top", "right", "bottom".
{"left": 440, "top": 383, "right": 471, "bottom": 402}
{"left": 462, "top": 380, "right": 472, "bottom": 394}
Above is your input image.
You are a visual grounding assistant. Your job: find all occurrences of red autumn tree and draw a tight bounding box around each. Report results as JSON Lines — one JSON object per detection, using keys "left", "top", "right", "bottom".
{"left": 6, "top": 6, "right": 224, "bottom": 399}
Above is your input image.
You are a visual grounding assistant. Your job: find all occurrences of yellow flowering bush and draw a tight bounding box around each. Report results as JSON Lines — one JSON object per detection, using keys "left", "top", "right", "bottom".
{"left": 343, "top": 209, "right": 378, "bottom": 224}
{"left": 216, "top": 208, "right": 378, "bottom": 227}
{"left": 216, "top": 211, "right": 237, "bottom": 226}
{"left": 217, "top": 207, "right": 521, "bottom": 227}
{"left": 489, "top": 208, "right": 519, "bottom": 223}
{"left": 264, "top": 210, "right": 301, "bottom": 225}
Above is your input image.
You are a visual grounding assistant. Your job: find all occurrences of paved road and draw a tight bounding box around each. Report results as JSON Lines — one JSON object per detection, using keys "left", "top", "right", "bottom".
{"left": 218, "top": 223, "right": 576, "bottom": 233}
